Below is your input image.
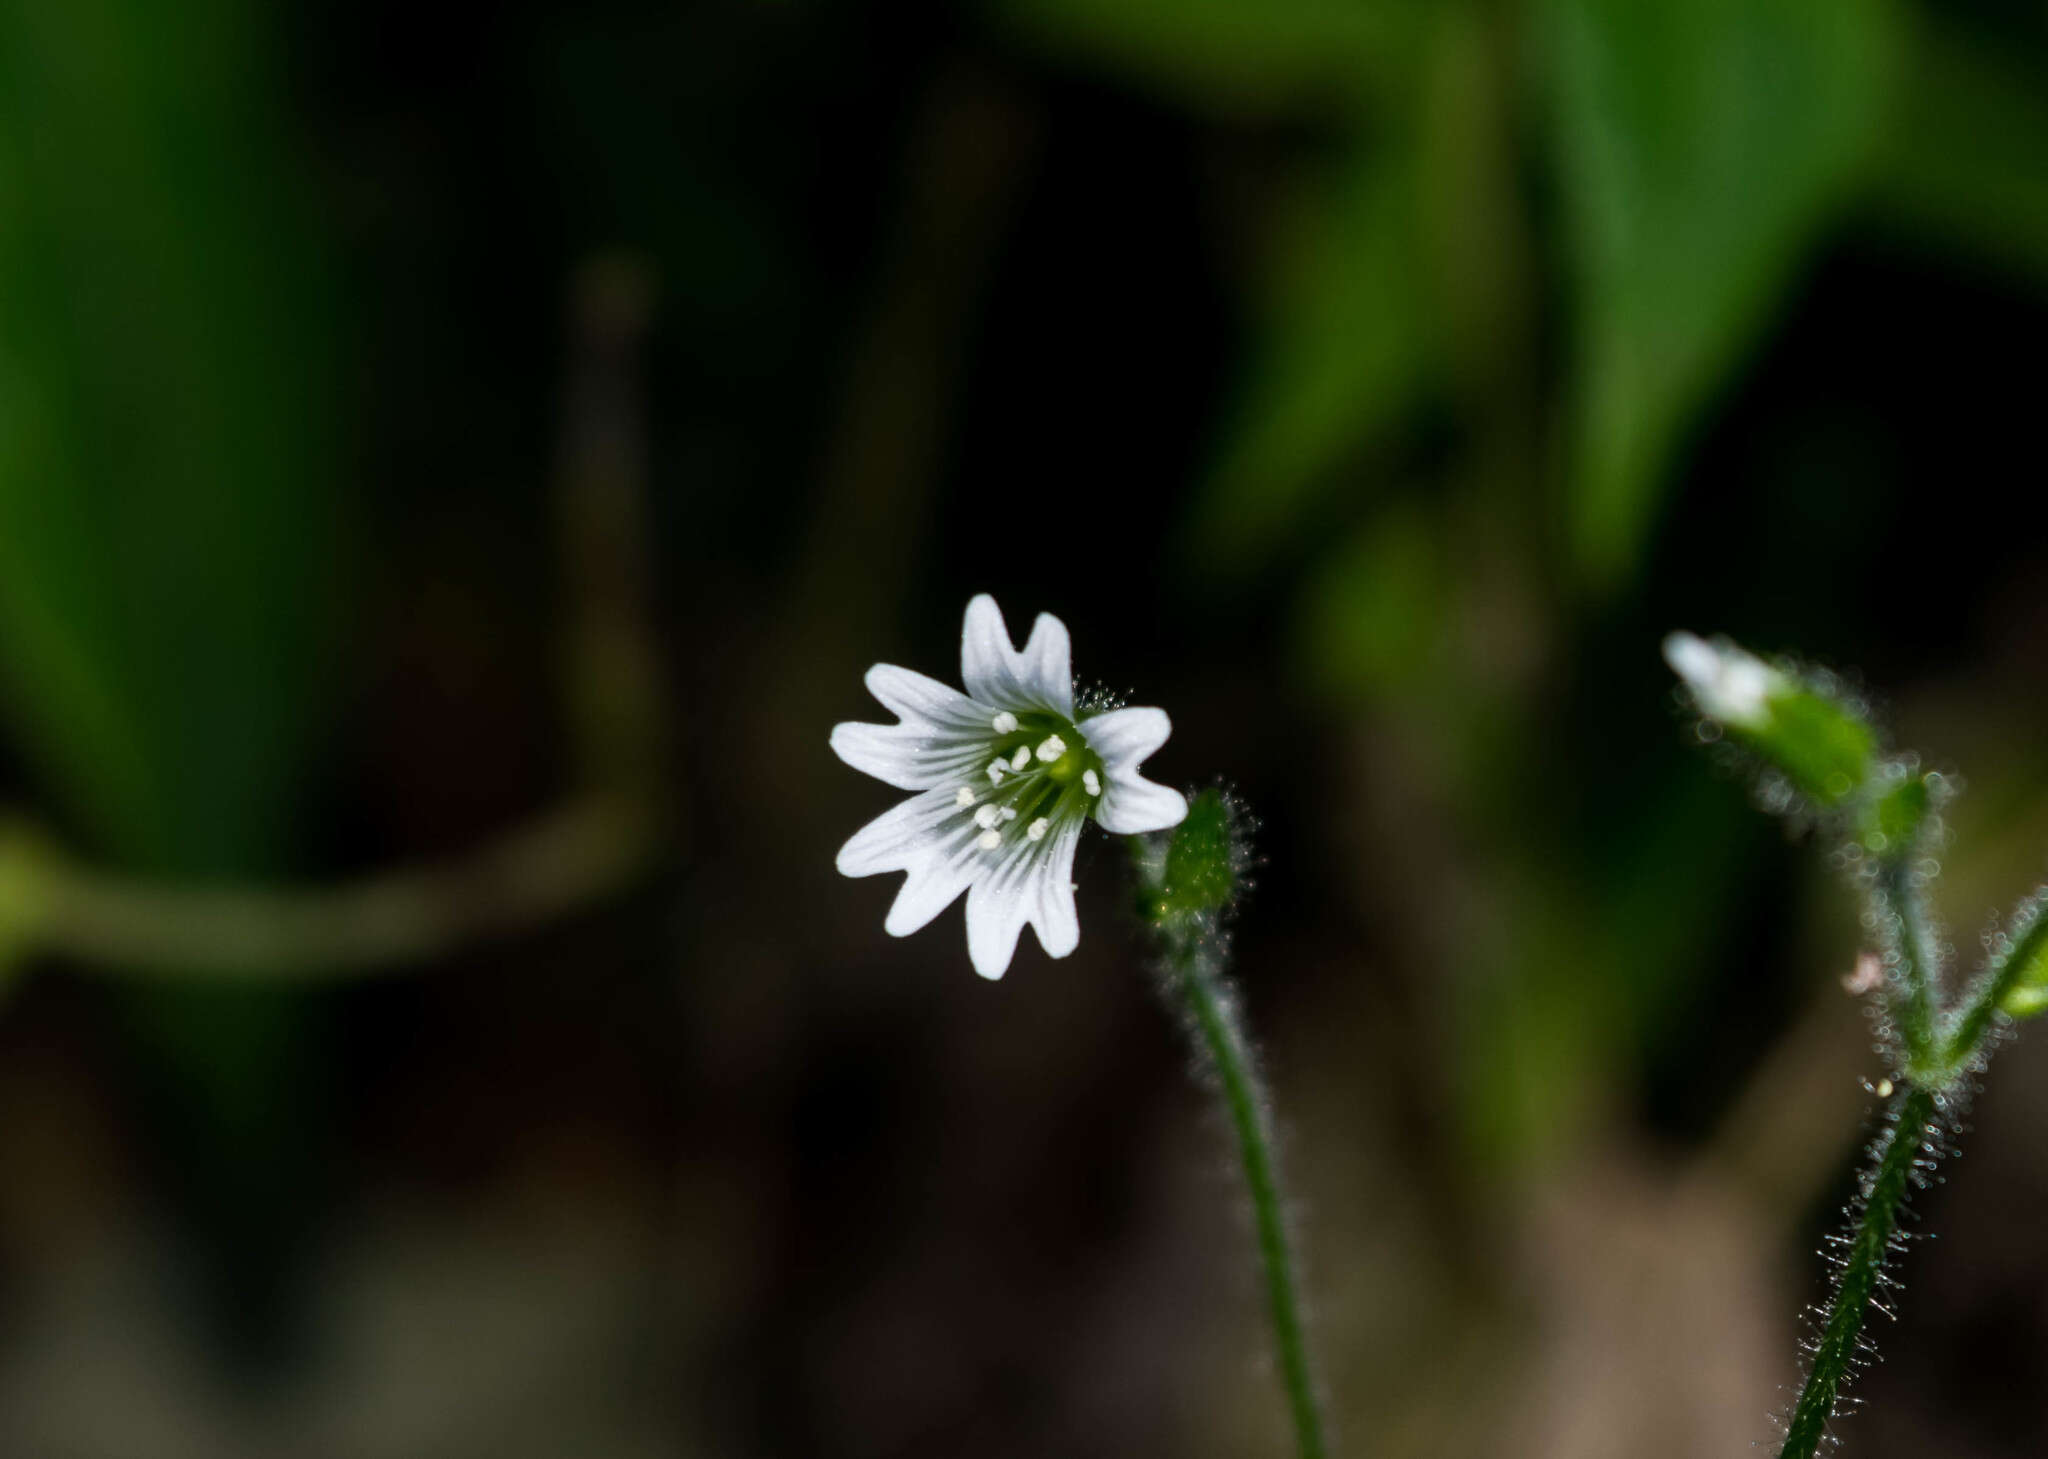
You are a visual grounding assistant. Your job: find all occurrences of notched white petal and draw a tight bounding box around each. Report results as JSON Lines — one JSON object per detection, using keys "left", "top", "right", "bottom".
{"left": 836, "top": 787, "right": 959, "bottom": 877}
{"left": 830, "top": 722, "right": 944, "bottom": 791}
{"left": 864, "top": 663, "right": 986, "bottom": 733}
{"left": 1077, "top": 706, "right": 1171, "bottom": 769}
{"left": 1029, "top": 822, "right": 1082, "bottom": 959}
{"left": 960, "top": 593, "right": 1074, "bottom": 716}
{"left": 960, "top": 820, "right": 1082, "bottom": 977}
{"left": 1079, "top": 705, "right": 1184, "bottom": 832}
{"left": 885, "top": 854, "right": 974, "bottom": 938}
{"left": 965, "top": 872, "right": 1028, "bottom": 980}
{"left": 1015, "top": 612, "right": 1074, "bottom": 714}
{"left": 1096, "top": 775, "right": 1188, "bottom": 835}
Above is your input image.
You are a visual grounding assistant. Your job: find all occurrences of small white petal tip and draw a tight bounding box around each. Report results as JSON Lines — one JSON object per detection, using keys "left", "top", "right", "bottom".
{"left": 1662, "top": 631, "right": 1777, "bottom": 727}
{"left": 1661, "top": 632, "right": 1718, "bottom": 686}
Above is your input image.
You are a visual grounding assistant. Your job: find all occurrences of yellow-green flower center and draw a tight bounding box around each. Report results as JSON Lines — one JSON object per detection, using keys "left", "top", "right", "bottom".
{"left": 964, "top": 708, "right": 1104, "bottom": 850}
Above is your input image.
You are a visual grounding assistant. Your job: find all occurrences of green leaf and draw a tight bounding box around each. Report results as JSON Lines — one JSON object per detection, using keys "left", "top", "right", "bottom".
{"left": 0, "top": 0, "right": 347, "bottom": 874}
{"left": 1181, "top": 140, "right": 1432, "bottom": 573}
{"left": 1294, "top": 501, "right": 1449, "bottom": 700}
{"left": 1545, "top": 0, "right": 1898, "bottom": 588}
{"left": 1866, "top": 18, "right": 2048, "bottom": 290}
{"left": 992, "top": 0, "right": 1418, "bottom": 118}
{"left": 0, "top": 0, "right": 352, "bottom": 1345}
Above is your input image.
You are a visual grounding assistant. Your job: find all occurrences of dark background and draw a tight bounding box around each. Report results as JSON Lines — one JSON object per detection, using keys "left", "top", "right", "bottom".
{"left": 3, "top": 0, "right": 2048, "bottom": 1454}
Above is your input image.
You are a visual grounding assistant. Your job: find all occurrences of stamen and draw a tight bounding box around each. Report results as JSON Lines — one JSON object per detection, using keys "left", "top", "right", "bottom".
{"left": 1035, "top": 734, "right": 1066, "bottom": 763}
{"left": 976, "top": 829, "right": 1002, "bottom": 851}
{"left": 987, "top": 760, "right": 1007, "bottom": 784}
{"left": 1010, "top": 746, "right": 1031, "bottom": 771}
{"left": 1027, "top": 818, "right": 1049, "bottom": 842}
{"left": 998, "top": 807, "right": 1018, "bottom": 822}
{"left": 991, "top": 711, "right": 1019, "bottom": 734}
{"left": 955, "top": 786, "right": 976, "bottom": 807}
{"left": 974, "top": 804, "right": 1001, "bottom": 830}
{"left": 1082, "top": 769, "right": 1101, "bottom": 796}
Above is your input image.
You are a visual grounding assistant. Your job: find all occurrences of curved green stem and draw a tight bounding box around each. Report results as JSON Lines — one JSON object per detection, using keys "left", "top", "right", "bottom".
{"left": 1877, "top": 856, "right": 1938, "bottom": 1074}
{"left": 1941, "top": 894, "right": 2048, "bottom": 1076}
{"left": 1163, "top": 930, "right": 1327, "bottom": 1459}
{"left": 1776, "top": 1085, "right": 1937, "bottom": 1459}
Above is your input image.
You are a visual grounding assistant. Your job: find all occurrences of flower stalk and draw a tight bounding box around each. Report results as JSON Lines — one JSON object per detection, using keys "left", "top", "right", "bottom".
{"left": 1776, "top": 1085, "right": 1937, "bottom": 1459}
{"left": 1162, "top": 926, "right": 1327, "bottom": 1459}
{"left": 1137, "top": 790, "right": 1326, "bottom": 1459}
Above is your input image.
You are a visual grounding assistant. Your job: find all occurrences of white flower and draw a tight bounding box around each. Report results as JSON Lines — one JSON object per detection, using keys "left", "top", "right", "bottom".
{"left": 831, "top": 594, "right": 1189, "bottom": 979}
{"left": 1662, "top": 631, "right": 1783, "bottom": 729}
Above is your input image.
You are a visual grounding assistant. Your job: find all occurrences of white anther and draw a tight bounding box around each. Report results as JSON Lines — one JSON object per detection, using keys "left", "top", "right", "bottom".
{"left": 1082, "top": 769, "right": 1101, "bottom": 796}
{"left": 1010, "top": 746, "right": 1031, "bottom": 771}
{"left": 1027, "top": 818, "right": 1049, "bottom": 842}
{"left": 998, "top": 807, "right": 1017, "bottom": 822}
{"left": 1035, "top": 734, "right": 1066, "bottom": 763}
{"left": 991, "top": 711, "right": 1019, "bottom": 734}
{"left": 974, "top": 804, "right": 1001, "bottom": 829}
{"left": 955, "top": 786, "right": 976, "bottom": 807}
{"left": 976, "top": 829, "right": 1002, "bottom": 851}
{"left": 987, "top": 760, "right": 1007, "bottom": 784}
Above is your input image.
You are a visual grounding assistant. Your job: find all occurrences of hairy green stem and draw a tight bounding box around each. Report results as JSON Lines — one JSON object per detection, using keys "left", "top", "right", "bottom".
{"left": 1941, "top": 896, "right": 2048, "bottom": 1076}
{"left": 1776, "top": 1084, "right": 1937, "bottom": 1459}
{"left": 1878, "top": 857, "right": 1939, "bottom": 1073}
{"left": 1163, "top": 929, "right": 1327, "bottom": 1459}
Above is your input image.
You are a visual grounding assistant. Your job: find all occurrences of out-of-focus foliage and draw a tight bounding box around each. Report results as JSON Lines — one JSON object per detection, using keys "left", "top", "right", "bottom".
{"left": 997, "top": 0, "right": 1415, "bottom": 115}
{"left": 0, "top": 0, "right": 345, "bottom": 873}
{"left": 0, "top": 0, "right": 349, "bottom": 1350}
{"left": 1548, "top": 0, "right": 1898, "bottom": 588}
{"left": 995, "top": 0, "right": 2043, "bottom": 1182}
{"left": 1007, "top": 0, "right": 1908, "bottom": 596}
{"left": 1870, "top": 19, "right": 2048, "bottom": 283}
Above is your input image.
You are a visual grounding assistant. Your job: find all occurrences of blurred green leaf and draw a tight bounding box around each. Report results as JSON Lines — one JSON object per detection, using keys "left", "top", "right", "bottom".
{"left": 0, "top": 0, "right": 346, "bottom": 874}
{"left": 1461, "top": 765, "right": 1762, "bottom": 1169}
{"left": 1185, "top": 142, "right": 1431, "bottom": 571}
{"left": 0, "top": 0, "right": 351, "bottom": 1346}
{"left": 1865, "top": 18, "right": 2048, "bottom": 290}
{"left": 1546, "top": 0, "right": 1898, "bottom": 589}
{"left": 993, "top": 0, "right": 1418, "bottom": 118}
{"left": 1295, "top": 500, "right": 1448, "bottom": 699}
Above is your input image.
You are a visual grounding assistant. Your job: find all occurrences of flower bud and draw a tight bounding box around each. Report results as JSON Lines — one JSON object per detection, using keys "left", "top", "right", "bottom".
{"left": 1663, "top": 632, "right": 1875, "bottom": 809}
{"left": 1134, "top": 788, "right": 1247, "bottom": 927}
